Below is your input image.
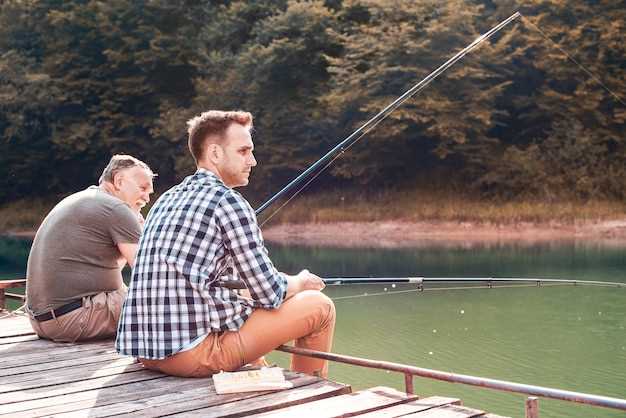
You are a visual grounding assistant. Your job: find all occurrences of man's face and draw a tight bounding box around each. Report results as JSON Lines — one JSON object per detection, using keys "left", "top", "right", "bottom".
{"left": 115, "top": 166, "right": 154, "bottom": 212}
{"left": 217, "top": 123, "right": 257, "bottom": 188}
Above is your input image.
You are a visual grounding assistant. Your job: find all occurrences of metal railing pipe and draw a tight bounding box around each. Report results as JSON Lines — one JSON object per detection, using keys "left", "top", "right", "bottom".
{"left": 276, "top": 345, "right": 626, "bottom": 412}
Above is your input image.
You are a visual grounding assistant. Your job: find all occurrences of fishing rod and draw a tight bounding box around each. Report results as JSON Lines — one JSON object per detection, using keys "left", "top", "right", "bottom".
{"left": 254, "top": 11, "right": 522, "bottom": 217}
{"left": 220, "top": 276, "right": 626, "bottom": 290}
{"left": 324, "top": 277, "right": 626, "bottom": 287}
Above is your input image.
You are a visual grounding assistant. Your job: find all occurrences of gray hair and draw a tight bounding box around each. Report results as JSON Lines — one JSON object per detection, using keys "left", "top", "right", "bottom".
{"left": 98, "top": 155, "right": 155, "bottom": 184}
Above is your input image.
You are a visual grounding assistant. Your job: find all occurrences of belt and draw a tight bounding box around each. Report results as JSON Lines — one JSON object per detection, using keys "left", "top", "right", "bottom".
{"left": 33, "top": 299, "right": 83, "bottom": 322}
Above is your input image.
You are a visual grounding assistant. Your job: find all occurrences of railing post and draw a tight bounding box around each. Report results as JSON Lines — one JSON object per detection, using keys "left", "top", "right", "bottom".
{"left": 404, "top": 373, "right": 414, "bottom": 395}
{"left": 0, "top": 289, "right": 5, "bottom": 311}
{"left": 526, "top": 396, "right": 539, "bottom": 418}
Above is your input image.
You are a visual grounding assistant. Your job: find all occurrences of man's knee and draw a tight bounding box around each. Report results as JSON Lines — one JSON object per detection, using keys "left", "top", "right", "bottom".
{"left": 296, "top": 290, "right": 336, "bottom": 325}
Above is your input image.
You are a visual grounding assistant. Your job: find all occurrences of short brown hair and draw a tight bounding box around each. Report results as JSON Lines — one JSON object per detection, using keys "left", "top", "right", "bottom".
{"left": 98, "top": 155, "right": 155, "bottom": 184}
{"left": 187, "top": 110, "right": 253, "bottom": 164}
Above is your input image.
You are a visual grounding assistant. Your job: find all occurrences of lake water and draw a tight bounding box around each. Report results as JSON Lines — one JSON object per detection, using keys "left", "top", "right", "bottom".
{"left": 1, "top": 237, "right": 625, "bottom": 417}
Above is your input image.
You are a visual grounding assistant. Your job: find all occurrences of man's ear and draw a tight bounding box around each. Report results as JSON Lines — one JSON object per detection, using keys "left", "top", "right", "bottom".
{"left": 113, "top": 173, "right": 124, "bottom": 190}
{"left": 207, "top": 143, "right": 222, "bottom": 164}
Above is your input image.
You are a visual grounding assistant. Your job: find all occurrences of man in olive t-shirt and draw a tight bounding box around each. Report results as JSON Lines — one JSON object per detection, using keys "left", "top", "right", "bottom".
{"left": 26, "top": 155, "right": 155, "bottom": 342}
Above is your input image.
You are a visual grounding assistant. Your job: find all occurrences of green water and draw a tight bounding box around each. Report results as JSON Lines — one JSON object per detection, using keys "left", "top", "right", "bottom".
{"left": 1, "top": 237, "right": 625, "bottom": 417}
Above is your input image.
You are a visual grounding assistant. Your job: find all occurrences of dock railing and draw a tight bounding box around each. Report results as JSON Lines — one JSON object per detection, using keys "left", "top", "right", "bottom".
{"left": 0, "top": 278, "right": 26, "bottom": 311}
{"left": 277, "top": 345, "right": 626, "bottom": 418}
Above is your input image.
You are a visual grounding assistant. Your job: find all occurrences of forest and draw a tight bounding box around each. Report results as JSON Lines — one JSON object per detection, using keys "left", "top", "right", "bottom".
{"left": 1, "top": 0, "right": 624, "bottom": 206}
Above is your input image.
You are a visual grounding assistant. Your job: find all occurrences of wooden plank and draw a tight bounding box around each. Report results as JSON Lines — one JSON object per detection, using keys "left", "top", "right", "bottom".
{"left": 0, "top": 341, "right": 115, "bottom": 363}
{"left": 0, "top": 334, "right": 39, "bottom": 345}
{"left": 0, "top": 329, "right": 33, "bottom": 339}
{"left": 0, "top": 362, "right": 143, "bottom": 390}
{"left": 95, "top": 372, "right": 322, "bottom": 417}
{"left": 0, "top": 325, "right": 32, "bottom": 334}
{"left": 246, "top": 386, "right": 417, "bottom": 418}
{"left": 0, "top": 330, "right": 35, "bottom": 339}
{"left": 355, "top": 396, "right": 462, "bottom": 418}
{"left": 0, "top": 317, "right": 34, "bottom": 338}
{"left": 0, "top": 322, "right": 31, "bottom": 330}
{"left": 0, "top": 328, "right": 33, "bottom": 338}
{"left": 91, "top": 373, "right": 324, "bottom": 418}
{"left": 404, "top": 404, "right": 486, "bottom": 417}
{"left": 0, "top": 352, "right": 127, "bottom": 377}
{"left": 169, "top": 380, "right": 351, "bottom": 418}
{"left": 0, "top": 339, "right": 113, "bottom": 358}
{"left": 0, "top": 316, "right": 31, "bottom": 327}
{"left": 0, "top": 375, "right": 203, "bottom": 416}
{"left": 0, "top": 337, "right": 77, "bottom": 351}
{"left": 5, "top": 371, "right": 310, "bottom": 418}
{"left": 0, "top": 369, "right": 167, "bottom": 405}
{"left": 0, "top": 343, "right": 117, "bottom": 369}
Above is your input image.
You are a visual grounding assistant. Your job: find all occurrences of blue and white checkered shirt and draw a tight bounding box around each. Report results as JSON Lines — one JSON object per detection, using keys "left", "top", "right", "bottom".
{"left": 116, "top": 169, "right": 287, "bottom": 359}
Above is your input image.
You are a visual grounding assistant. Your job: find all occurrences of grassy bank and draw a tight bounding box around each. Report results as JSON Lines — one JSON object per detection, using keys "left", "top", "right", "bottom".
{"left": 261, "top": 189, "right": 626, "bottom": 225}
{"left": 1, "top": 189, "right": 625, "bottom": 234}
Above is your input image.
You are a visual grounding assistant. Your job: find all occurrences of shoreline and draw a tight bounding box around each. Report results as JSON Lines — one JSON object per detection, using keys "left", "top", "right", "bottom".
{"left": 262, "top": 220, "right": 626, "bottom": 248}
{"left": 5, "top": 219, "right": 626, "bottom": 248}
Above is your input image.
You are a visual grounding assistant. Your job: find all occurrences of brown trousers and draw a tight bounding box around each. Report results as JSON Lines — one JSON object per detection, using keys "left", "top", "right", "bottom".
{"left": 29, "top": 287, "right": 127, "bottom": 343}
{"left": 140, "top": 290, "right": 336, "bottom": 378}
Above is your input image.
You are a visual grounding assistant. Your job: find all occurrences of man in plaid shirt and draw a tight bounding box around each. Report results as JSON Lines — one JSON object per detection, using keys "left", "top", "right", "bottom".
{"left": 116, "top": 110, "right": 335, "bottom": 378}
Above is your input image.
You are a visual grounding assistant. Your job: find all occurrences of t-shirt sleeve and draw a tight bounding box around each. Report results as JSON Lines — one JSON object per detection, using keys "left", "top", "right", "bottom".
{"left": 216, "top": 191, "right": 287, "bottom": 309}
{"left": 108, "top": 203, "right": 142, "bottom": 245}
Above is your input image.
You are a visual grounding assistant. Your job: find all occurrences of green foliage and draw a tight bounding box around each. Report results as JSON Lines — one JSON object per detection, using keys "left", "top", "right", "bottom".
{"left": 479, "top": 118, "right": 626, "bottom": 200}
{"left": 469, "top": 1, "right": 625, "bottom": 199}
{"left": 0, "top": 0, "right": 624, "bottom": 205}
{"left": 0, "top": 0, "right": 200, "bottom": 200}
{"left": 322, "top": 0, "right": 512, "bottom": 184}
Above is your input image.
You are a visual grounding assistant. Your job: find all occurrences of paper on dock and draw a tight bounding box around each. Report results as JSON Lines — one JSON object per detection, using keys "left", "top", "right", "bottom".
{"left": 213, "top": 367, "right": 294, "bottom": 394}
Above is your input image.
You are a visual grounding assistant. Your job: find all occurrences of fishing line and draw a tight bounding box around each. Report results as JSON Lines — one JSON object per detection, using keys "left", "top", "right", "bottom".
{"left": 520, "top": 15, "right": 625, "bottom": 106}
{"left": 259, "top": 130, "right": 370, "bottom": 227}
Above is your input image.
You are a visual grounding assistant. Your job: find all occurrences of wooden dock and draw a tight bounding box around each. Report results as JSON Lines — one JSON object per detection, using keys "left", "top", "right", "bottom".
{"left": 0, "top": 315, "right": 508, "bottom": 417}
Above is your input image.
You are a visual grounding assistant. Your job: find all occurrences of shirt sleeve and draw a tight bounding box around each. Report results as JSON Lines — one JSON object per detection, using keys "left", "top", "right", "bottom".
{"left": 216, "top": 191, "right": 287, "bottom": 309}
{"left": 108, "top": 203, "right": 142, "bottom": 245}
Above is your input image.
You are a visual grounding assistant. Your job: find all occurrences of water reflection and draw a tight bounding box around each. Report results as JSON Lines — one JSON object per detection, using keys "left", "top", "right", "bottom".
{"left": 0, "top": 236, "right": 30, "bottom": 279}
{"left": 266, "top": 241, "right": 626, "bottom": 283}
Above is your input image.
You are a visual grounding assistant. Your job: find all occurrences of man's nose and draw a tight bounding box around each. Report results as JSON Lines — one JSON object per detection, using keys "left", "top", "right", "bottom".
{"left": 249, "top": 153, "right": 257, "bottom": 166}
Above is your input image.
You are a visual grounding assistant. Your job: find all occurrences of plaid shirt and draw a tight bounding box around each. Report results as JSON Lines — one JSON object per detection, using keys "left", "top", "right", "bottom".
{"left": 116, "top": 169, "right": 287, "bottom": 359}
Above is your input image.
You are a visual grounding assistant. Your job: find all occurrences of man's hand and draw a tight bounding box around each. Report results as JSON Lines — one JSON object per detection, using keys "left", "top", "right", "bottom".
{"left": 285, "top": 269, "right": 325, "bottom": 299}
{"left": 132, "top": 207, "right": 145, "bottom": 227}
{"left": 296, "top": 269, "right": 325, "bottom": 291}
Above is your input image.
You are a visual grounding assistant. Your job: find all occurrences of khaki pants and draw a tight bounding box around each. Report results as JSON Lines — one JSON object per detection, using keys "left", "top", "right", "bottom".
{"left": 29, "top": 287, "right": 127, "bottom": 343}
{"left": 140, "top": 290, "right": 336, "bottom": 378}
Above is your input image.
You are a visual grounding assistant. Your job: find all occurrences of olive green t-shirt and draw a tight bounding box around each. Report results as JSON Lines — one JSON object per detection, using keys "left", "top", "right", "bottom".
{"left": 26, "top": 186, "right": 141, "bottom": 313}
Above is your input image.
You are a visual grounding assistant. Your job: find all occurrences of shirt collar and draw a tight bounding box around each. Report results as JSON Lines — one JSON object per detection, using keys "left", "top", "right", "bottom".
{"left": 194, "top": 168, "right": 225, "bottom": 186}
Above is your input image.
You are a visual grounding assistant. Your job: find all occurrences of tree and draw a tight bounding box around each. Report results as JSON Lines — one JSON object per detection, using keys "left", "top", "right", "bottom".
{"left": 471, "top": 0, "right": 626, "bottom": 199}
{"left": 175, "top": 0, "right": 342, "bottom": 201}
{"left": 0, "top": 0, "right": 201, "bottom": 200}
{"left": 314, "top": 1, "right": 515, "bottom": 190}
